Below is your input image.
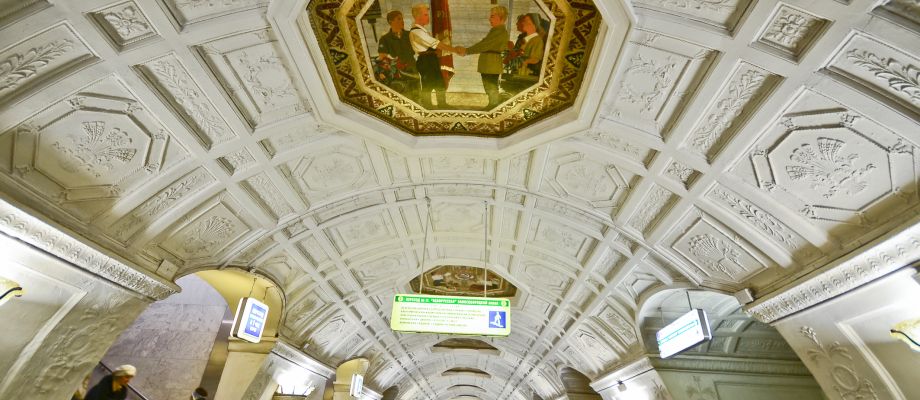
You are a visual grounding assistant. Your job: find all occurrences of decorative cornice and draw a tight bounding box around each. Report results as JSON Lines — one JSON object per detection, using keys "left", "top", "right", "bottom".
{"left": 271, "top": 340, "right": 335, "bottom": 378}
{"left": 0, "top": 198, "right": 178, "bottom": 300}
{"left": 590, "top": 356, "right": 654, "bottom": 392}
{"left": 651, "top": 355, "right": 811, "bottom": 376}
{"left": 745, "top": 216, "right": 920, "bottom": 323}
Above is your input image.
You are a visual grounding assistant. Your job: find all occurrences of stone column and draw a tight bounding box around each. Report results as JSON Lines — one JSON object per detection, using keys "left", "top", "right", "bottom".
{"left": 215, "top": 337, "right": 278, "bottom": 400}
{"left": 0, "top": 199, "right": 179, "bottom": 400}
{"left": 268, "top": 340, "right": 335, "bottom": 399}
{"left": 220, "top": 339, "right": 336, "bottom": 400}
{"left": 745, "top": 223, "right": 920, "bottom": 400}
{"left": 331, "top": 357, "right": 381, "bottom": 400}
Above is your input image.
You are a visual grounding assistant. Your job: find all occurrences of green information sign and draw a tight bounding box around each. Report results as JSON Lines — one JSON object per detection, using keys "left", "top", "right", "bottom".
{"left": 390, "top": 294, "right": 511, "bottom": 336}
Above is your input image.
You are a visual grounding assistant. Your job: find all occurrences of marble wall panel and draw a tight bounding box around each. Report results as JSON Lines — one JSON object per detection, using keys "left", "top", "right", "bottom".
{"left": 103, "top": 274, "right": 227, "bottom": 400}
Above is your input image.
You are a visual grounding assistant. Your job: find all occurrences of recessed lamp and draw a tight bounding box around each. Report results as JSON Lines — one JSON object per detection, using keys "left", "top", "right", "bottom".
{"left": 0, "top": 277, "right": 23, "bottom": 307}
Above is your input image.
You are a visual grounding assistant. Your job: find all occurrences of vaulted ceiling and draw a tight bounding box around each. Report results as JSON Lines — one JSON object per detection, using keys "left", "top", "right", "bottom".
{"left": 0, "top": 0, "right": 918, "bottom": 400}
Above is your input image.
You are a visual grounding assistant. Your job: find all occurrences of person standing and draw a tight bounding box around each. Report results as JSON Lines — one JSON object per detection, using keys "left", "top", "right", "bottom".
{"left": 190, "top": 387, "right": 208, "bottom": 400}
{"left": 71, "top": 375, "right": 90, "bottom": 400}
{"left": 378, "top": 10, "right": 416, "bottom": 74}
{"left": 409, "top": 3, "right": 457, "bottom": 108}
{"left": 458, "top": 6, "right": 510, "bottom": 109}
{"left": 85, "top": 364, "right": 136, "bottom": 400}
{"left": 517, "top": 14, "right": 544, "bottom": 77}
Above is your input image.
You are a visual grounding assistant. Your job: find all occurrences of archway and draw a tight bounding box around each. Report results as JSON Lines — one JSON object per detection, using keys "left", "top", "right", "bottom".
{"left": 94, "top": 268, "right": 285, "bottom": 400}
{"left": 560, "top": 367, "right": 602, "bottom": 399}
{"left": 636, "top": 289, "right": 825, "bottom": 400}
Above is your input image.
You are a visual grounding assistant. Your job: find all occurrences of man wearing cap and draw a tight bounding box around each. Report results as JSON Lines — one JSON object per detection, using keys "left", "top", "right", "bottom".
{"left": 85, "top": 364, "right": 135, "bottom": 400}
{"left": 456, "top": 6, "right": 510, "bottom": 109}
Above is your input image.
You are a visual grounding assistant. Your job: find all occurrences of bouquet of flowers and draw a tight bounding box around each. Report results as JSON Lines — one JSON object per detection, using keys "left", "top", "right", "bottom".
{"left": 503, "top": 41, "right": 524, "bottom": 76}
{"left": 374, "top": 55, "right": 411, "bottom": 85}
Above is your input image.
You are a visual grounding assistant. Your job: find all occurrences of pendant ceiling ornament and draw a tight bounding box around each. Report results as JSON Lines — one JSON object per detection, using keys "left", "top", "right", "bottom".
{"left": 306, "top": 0, "right": 603, "bottom": 137}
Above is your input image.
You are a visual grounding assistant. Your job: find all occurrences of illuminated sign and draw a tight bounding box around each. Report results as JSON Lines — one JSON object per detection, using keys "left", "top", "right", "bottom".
{"left": 656, "top": 309, "right": 712, "bottom": 358}
{"left": 390, "top": 294, "right": 511, "bottom": 336}
{"left": 349, "top": 374, "right": 364, "bottom": 397}
{"left": 231, "top": 297, "right": 269, "bottom": 343}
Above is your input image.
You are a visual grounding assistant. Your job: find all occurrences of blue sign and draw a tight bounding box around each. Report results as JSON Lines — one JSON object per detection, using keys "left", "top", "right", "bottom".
{"left": 488, "top": 311, "right": 506, "bottom": 328}
{"left": 232, "top": 297, "right": 269, "bottom": 343}
{"left": 244, "top": 303, "right": 267, "bottom": 337}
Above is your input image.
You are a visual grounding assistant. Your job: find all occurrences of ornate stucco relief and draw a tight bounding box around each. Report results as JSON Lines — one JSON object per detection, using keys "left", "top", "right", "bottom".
{"left": 826, "top": 31, "right": 920, "bottom": 117}
{"left": 2, "top": 76, "right": 187, "bottom": 223}
{"left": 603, "top": 30, "right": 717, "bottom": 139}
{"left": 684, "top": 63, "right": 779, "bottom": 161}
{"left": 0, "top": 198, "right": 177, "bottom": 299}
{"left": 0, "top": 22, "right": 97, "bottom": 106}
{"left": 89, "top": 1, "right": 159, "bottom": 51}
{"left": 753, "top": 3, "right": 828, "bottom": 62}
{"left": 196, "top": 28, "right": 308, "bottom": 129}
{"left": 136, "top": 53, "right": 235, "bottom": 148}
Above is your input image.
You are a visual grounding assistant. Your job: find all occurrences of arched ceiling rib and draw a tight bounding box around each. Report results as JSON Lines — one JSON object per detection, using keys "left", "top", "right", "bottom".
{"left": 0, "top": 0, "right": 918, "bottom": 399}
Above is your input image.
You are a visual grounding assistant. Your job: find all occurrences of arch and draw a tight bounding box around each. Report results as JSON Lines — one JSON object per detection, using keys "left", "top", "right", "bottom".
{"left": 193, "top": 267, "right": 286, "bottom": 339}
{"left": 381, "top": 386, "right": 399, "bottom": 400}
{"left": 560, "top": 367, "right": 601, "bottom": 397}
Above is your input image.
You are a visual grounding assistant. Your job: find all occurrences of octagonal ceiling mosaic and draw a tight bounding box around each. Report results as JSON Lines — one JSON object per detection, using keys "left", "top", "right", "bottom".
{"left": 410, "top": 265, "right": 518, "bottom": 297}
{"left": 306, "top": 0, "right": 603, "bottom": 136}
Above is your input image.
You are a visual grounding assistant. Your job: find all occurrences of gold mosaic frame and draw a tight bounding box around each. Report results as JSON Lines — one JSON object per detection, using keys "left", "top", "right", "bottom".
{"left": 306, "top": 0, "right": 603, "bottom": 137}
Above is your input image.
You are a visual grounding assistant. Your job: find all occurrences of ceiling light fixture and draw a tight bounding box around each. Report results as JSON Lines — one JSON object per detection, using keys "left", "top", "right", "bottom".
{"left": 0, "top": 277, "right": 23, "bottom": 306}
{"left": 891, "top": 318, "right": 920, "bottom": 352}
{"left": 611, "top": 367, "right": 655, "bottom": 394}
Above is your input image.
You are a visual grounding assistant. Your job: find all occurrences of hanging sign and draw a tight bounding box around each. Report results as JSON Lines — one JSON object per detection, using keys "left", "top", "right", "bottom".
{"left": 390, "top": 294, "right": 510, "bottom": 336}
{"left": 349, "top": 374, "right": 364, "bottom": 397}
{"left": 656, "top": 308, "right": 712, "bottom": 358}
{"left": 231, "top": 297, "right": 269, "bottom": 343}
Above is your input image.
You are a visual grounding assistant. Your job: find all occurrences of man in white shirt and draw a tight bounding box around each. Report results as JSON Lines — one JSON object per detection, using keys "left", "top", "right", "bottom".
{"left": 409, "top": 3, "right": 457, "bottom": 108}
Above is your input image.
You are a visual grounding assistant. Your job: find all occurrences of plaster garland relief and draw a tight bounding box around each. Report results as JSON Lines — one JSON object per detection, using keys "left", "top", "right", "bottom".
{"left": 0, "top": 39, "right": 72, "bottom": 91}
{"left": 665, "top": 161, "right": 696, "bottom": 187}
{"left": 0, "top": 23, "right": 97, "bottom": 105}
{"left": 827, "top": 32, "right": 920, "bottom": 116}
{"left": 137, "top": 54, "right": 235, "bottom": 148}
{"left": 571, "top": 128, "right": 654, "bottom": 164}
{"left": 672, "top": 216, "right": 770, "bottom": 284}
{"left": 604, "top": 30, "right": 717, "bottom": 138}
{"left": 164, "top": 0, "right": 267, "bottom": 27}
{"left": 628, "top": 185, "right": 675, "bottom": 234}
{"left": 707, "top": 186, "right": 822, "bottom": 266}
{"left": 800, "top": 326, "right": 879, "bottom": 399}
{"left": 634, "top": 0, "right": 752, "bottom": 33}
{"left": 244, "top": 172, "right": 295, "bottom": 220}
{"left": 195, "top": 28, "right": 307, "bottom": 129}
{"left": 153, "top": 194, "right": 252, "bottom": 265}
{"left": 107, "top": 168, "right": 214, "bottom": 243}
{"left": 745, "top": 221, "right": 920, "bottom": 323}
{"left": 686, "top": 64, "right": 777, "bottom": 160}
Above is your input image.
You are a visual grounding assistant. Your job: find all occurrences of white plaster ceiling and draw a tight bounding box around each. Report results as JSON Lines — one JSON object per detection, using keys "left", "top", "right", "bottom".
{"left": 0, "top": 0, "right": 918, "bottom": 399}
